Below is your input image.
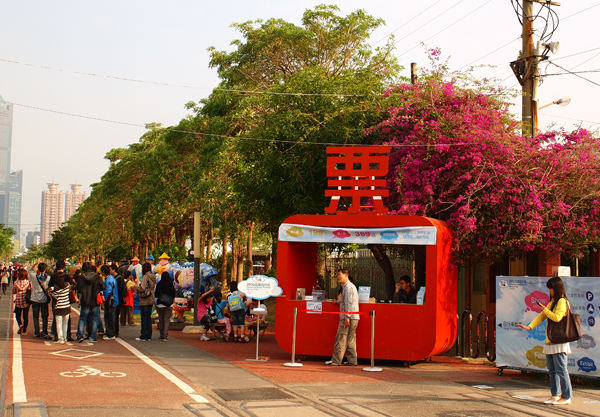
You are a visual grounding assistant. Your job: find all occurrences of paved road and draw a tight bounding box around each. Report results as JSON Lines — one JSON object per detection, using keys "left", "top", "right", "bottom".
{"left": 3, "top": 285, "right": 600, "bottom": 416}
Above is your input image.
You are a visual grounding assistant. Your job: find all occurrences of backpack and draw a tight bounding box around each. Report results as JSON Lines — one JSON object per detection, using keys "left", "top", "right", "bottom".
{"left": 207, "top": 302, "right": 219, "bottom": 322}
{"left": 227, "top": 292, "right": 245, "bottom": 311}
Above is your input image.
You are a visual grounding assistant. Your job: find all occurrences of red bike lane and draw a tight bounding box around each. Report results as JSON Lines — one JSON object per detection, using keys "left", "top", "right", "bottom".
{"left": 10, "top": 314, "right": 206, "bottom": 409}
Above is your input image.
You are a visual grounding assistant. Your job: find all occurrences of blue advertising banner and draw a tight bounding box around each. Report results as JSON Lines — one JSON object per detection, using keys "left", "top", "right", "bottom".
{"left": 496, "top": 276, "right": 600, "bottom": 377}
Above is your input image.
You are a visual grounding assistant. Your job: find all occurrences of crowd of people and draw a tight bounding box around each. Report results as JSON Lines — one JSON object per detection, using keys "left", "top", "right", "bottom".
{"left": 8, "top": 259, "right": 150, "bottom": 342}
{"left": 6, "top": 257, "right": 266, "bottom": 344}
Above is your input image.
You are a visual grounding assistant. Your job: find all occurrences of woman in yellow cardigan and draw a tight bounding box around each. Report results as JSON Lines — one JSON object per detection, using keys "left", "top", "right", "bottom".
{"left": 517, "top": 277, "right": 572, "bottom": 405}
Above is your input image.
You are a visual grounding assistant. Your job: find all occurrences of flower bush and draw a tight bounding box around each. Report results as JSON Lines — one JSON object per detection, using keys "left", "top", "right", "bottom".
{"left": 366, "top": 77, "right": 600, "bottom": 263}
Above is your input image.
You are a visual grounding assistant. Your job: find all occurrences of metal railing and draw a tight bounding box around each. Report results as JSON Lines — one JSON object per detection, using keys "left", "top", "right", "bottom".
{"left": 457, "top": 309, "right": 496, "bottom": 362}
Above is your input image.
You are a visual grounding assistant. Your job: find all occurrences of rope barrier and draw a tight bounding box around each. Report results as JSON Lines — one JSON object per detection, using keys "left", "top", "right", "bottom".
{"left": 297, "top": 310, "right": 370, "bottom": 315}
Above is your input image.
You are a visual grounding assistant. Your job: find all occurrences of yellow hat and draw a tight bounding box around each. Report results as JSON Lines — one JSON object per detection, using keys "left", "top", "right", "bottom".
{"left": 159, "top": 253, "right": 170, "bottom": 260}
{"left": 131, "top": 256, "right": 140, "bottom": 262}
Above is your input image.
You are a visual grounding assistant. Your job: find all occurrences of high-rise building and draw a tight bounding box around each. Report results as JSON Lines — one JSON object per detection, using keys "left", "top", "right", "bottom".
{"left": 0, "top": 94, "right": 22, "bottom": 245}
{"left": 65, "top": 182, "right": 87, "bottom": 221}
{"left": 40, "top": 182, "right": 65, "bottom": 244}
{"left": 25, "top": 231, "right": 41, "bottom": 249}
{"left": 40, "top": 182, "right": 87, "bottom": 244}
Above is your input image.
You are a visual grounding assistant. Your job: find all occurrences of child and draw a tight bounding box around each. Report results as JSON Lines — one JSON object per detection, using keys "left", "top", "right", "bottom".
{"left": 214, "top": 292, "right": 231, "bottom": 341}
{"left": 50, "top": 272, "right": 71, "bottom": 344}
{"left": 120, "top": 271, "right": 136, "bottom": 326}
{"left": 227, "top": 281, "right": 247, "bottom": 343}
{"left": 197, "top": 287, "right": 214, "bottom": 341}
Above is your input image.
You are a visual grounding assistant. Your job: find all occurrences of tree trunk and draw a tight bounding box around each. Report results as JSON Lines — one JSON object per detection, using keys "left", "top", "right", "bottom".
{"left": 237, "top": 240, "right": 244, "bottom": 280}
{"left": 231, "top": 237, "right": 239, "bottom": 282}
{"left": 219, "top": 233, "right": 228, "bottom": 286}
{"left": 206, "top": 222, "right": 214, "bottom": 263}
{"left": 368, "top": 244, "right": 395, "bottom": 299}
{"left": 199, "top": 229, "right": 206, "bottom": 263}
{"left": 270, "top": 231, "right": 278, "bottom": 273}
{"left": 246, "top": 222, "right": 254, "bottom": 278}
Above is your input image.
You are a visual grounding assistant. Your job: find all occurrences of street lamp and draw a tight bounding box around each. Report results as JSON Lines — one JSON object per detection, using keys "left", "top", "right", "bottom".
{"left": 538, "top": 96, "right": 572, "bottom": 110}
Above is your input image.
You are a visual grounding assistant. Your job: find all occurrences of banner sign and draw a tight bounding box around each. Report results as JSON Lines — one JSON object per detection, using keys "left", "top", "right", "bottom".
{"left": 496, "top": 276, "right": 600, "bottom": 378}
{"left": 278, "top": 223, "right": 437, "bottom": 245}
{"left": 238, "top": 275, "right": 283, "bottom": 300}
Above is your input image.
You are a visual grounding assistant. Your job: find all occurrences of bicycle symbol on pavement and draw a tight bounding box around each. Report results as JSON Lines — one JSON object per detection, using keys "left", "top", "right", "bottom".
{"left": 60, "top": 365, "right": 126, "bottom": 378}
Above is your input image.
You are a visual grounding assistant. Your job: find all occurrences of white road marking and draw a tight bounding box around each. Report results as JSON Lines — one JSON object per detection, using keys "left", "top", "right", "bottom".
{"left": 50, "top": 348, "right": 104, "bottom": 360}
{"left": 115, "top": 338, "right": 209, "bottom": 403}
{"left": 11, "top": 300, "right": 27, "bottom": 403}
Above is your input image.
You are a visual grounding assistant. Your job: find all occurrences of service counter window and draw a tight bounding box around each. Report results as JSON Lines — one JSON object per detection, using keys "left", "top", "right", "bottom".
{"left": 313, "top": 243, "right": 428, "bottom": 305}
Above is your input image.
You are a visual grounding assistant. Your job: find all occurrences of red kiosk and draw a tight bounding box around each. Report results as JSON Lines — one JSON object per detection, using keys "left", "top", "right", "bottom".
{"left": 275, "top": 147, "right": 457, "bottom": 361}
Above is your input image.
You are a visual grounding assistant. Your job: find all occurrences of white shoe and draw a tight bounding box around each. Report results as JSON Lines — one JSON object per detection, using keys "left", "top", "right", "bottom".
{"left": 103, "top": 335, "right": 112, "bottom": 340}
{"left": 543, "top": 396, "right": 560, "bottom": 404}
{"left": 325, "top": 360, "right": 333, "bottom": 365}
{"left": 201, "top": 334, "right": 210, "bottom": 341}
{"left": 552, "top": 398, "right": 571, "bottom": 405}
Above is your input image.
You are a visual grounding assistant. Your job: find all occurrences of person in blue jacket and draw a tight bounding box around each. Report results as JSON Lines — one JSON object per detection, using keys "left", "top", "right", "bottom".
{"left": 103, "top": 264, "right": 120, "bottom": 340}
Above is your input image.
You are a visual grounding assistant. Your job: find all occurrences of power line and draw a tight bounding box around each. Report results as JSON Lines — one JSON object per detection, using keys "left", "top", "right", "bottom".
{"left": 398, "top": 0, "right": 493, "bottom": 58}
{"left": 0, "top": 58, "right": 365, "bottom": 97}
{"left": 10, "top": 102, "right": 475, "bottom": 148}
{"left": 569, "top": 52, "right": 600, "bottom": 71}
{"left": 393, "top": 0, "right": 466, "bottom": 46}
{"left": 459, "top": 38, "right": 520, "bottom": 71}
{"left": 552, "top": 47, "right": 600, "bottom": 61}
{"left": 544, "top": 69, "right": 600, "bottom": 76}
{"left": 372, "top": 0, "right": 444, "bottom": 46}
{"left": 562, "top": 3, "right": 600, "bottom": 20}
{"left": 540, "top": 113, "right": 600, "bottom": 126}
{"left": 547, "top": 60, "right": 600, "bottom": 88}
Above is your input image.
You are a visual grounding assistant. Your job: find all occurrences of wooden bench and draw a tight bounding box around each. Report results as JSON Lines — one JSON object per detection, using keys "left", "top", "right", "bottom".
{"left": 246, "top": 321, "right": 269, "bottom": 340}
{"left": 208, "top": 322, "right": 227, "bottom": 340}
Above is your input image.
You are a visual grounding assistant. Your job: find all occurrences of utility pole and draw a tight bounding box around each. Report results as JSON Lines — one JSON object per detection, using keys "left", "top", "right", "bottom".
{"left": 521, "top": 0, "right": 535, "bottom": 137}
{"left": 510, "top": 0, "right": 560, "bottom": 137}
{"left": 411, "top": 63, "right": 418, "bottom": 85}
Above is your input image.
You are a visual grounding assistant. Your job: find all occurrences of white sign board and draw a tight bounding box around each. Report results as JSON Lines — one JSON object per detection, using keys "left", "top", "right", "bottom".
{"left": 238, "top": 275, "right": 282, "bottom": 300}
{"left": 278, "top": 224, "right": 437, "bottom": 245}
{"left": 496, "top": 276, "right": 600, "bottom": 377}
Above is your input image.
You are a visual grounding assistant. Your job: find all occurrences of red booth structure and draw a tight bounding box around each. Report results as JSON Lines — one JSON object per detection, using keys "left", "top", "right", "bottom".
{"left": 275, "top": 214, "right": 457, "bottom": 362}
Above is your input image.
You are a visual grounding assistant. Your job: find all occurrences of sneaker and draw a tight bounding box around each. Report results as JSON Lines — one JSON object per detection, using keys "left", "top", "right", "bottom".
{"left": 552, "top": 398, "right": 571, "bottom": 405}
{"left": 103, "top": 335, "right": 112, "bottom": 340}
{"left": 43, "top": 334, "right": 53, "bottom": 340}
{"left": 162, "top": 337, "right": 168, "bottom": 342}
{"left": 325, "top": 360, "right": 333, "bottom": 365}
{"left": 77, "top": 337, "right": 84, "bottom": 343}
{"left": 54, "top": 340, "right": 62, "bottom": 344}
{"left": 60, "top": 340, "right": 66, "bottom": 344}
{"left": 22, "top": 331, "right": 27, "bottom": 336}
{"left": 34, "top": 334, "right": 41, "bottom": 339}
{"left": 17, "top": 325, "right": 22, "bottom": 334}
{"left": 135, "top": 337, "right": 146, "bottom": 342}
{"left": 201, "top": 334, "right": 210, "bottom": 341}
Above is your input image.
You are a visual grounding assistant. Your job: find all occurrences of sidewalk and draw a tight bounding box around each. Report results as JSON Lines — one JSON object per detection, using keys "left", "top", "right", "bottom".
{"left": 2, "top": 285, "right": 600, "bottom": 417}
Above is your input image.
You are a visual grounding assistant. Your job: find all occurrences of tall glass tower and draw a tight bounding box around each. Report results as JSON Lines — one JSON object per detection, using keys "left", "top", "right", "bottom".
{"left": 0, "top": 94, "right": 22, "bottom": 245}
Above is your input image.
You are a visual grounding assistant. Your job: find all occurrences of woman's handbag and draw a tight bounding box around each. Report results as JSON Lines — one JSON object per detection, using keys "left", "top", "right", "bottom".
{"left": 547, "top": 301, "right": 582, "bottom": 344}
{"left": 69, "top": 288, "right": 79, "bottom": 304}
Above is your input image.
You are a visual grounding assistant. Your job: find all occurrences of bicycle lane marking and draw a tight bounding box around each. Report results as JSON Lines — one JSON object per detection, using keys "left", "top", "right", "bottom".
{"left": 11, "top": 296, "right": 26, "bottom": 403}
{"left": 18, "top": 307, "right": 207, "bottom": 408}
{"left": 115, "top": 337, "right": 209, "bottom": 404}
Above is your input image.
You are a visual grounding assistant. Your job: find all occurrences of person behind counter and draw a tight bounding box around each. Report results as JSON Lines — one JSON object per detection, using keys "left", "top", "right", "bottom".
{"left": 393, "top": 275, "right": 417, "bottom": 304}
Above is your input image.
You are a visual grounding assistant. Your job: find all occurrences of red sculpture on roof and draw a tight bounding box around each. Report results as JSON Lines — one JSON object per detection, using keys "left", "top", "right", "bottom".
{"left": 324, "top": 146, "right": 391, "bottom": 214}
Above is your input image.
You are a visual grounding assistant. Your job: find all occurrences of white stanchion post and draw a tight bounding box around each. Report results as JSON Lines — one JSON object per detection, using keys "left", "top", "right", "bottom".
{"left": 283, "top": 307, "right": 303, "bottom": 367}
{"left": 246, "top": 301, "right": 267, "bottom": 362}
{"left": 363, "top": 310, "right": 382, "bottom": 372}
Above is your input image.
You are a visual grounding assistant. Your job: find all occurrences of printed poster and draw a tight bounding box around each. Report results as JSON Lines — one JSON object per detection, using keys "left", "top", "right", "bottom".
{"left": 496, "top": 276, "right": 600, "bottom": 377}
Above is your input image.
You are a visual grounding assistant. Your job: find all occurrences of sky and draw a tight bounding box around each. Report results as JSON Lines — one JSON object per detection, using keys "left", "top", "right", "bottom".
{"left": 1, "top": 1, "right": 599, "bottom": 245}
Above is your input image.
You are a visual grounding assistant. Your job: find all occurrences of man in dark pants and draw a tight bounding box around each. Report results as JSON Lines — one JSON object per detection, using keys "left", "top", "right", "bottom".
{"left": 28, "top": 262, "right": 52, "bottom": 339}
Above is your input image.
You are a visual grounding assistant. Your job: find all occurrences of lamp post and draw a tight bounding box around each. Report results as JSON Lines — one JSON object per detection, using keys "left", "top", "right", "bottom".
{"left": 534, "top": 96, "right": 571, "bottom": 134}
